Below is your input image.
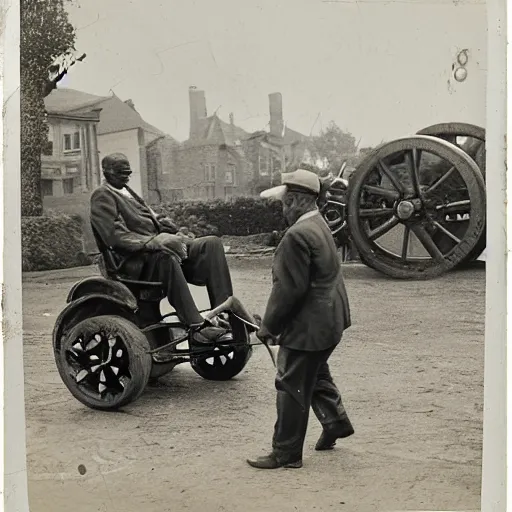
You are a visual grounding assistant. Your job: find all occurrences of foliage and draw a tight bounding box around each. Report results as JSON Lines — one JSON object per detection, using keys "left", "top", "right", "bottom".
{"left": 153, "top": 196, "right": 287, "bottom": 237}
{"left": 21, "top": 214, "right": 91, "bottom": 271}
{"left": 21, "top": 0, "right": 77, "bottom": 216}
{"left": 307, "top": 121, "right": 358, "bottom": 173}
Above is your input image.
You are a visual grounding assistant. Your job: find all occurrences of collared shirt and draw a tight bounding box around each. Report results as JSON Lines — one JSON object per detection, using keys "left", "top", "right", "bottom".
{"left": 105, "top": 182, "right": 133, "bottom": 198}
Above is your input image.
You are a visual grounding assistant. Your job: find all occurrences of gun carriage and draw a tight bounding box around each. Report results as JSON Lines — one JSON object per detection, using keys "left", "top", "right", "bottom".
{"left": 318, "top": 122, "right": 486, "bottom": 280}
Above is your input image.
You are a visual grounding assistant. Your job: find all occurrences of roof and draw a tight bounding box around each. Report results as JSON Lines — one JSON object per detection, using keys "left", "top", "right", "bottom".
{"left": 187, "top": 114, "right": 250, "bottom": 146}
{"left": 216, "top": 116, "right": 250, "bottom": 145}
{"left": 246, "top": 126, "right": 309, "bottom": 147}
{"left": 44, "top": 88, "right": 166, "bottom": 137}
{"left": 44, "top": 88, "right": 108, "bottom": 114}
{"left": 93, "top": 95, "right": 165, "bottom": 136}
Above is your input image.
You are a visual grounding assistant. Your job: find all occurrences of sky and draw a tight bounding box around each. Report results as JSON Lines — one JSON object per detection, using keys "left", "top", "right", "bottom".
{"left": 63, "top": 0, "right": 488, "bottom": 147}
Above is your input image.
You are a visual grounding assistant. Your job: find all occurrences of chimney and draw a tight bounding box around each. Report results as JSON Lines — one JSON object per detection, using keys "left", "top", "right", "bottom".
{"left": 124, "top": 99, "right": 136, "bottom": 110}
{"left": 229, "top": 112, "right": 234, "bottom": 125}
{"left": 189, "top": 86, "right": 207, "bottom": 139}
{"left": 269, "top": 92, "right": 284, "bottom": 138}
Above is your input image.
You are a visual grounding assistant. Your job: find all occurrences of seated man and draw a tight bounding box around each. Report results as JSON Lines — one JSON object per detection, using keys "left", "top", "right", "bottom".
{"left": 90, "top": 152, "right": 231, "bottom": 344}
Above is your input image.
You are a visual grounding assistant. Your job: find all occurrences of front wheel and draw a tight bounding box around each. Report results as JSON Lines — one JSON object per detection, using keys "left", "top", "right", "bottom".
{"left": 54, "top": 315, "right": 152, "bottom": 410}
{"left": 190, "top": 315, "right": 252, "bottom": 381}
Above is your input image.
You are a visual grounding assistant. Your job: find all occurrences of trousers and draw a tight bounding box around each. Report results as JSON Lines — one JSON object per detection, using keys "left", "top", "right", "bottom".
{"left": 272, "top": 344, "right": 351, "bottom": 463}
{"left": 136, "top": 236, "right": 233, "bottom": 325}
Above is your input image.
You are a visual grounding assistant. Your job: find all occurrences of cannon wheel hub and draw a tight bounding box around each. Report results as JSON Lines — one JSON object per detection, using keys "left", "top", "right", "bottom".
{"left": 396, "top": 200, "right": 415, "bottom": 220}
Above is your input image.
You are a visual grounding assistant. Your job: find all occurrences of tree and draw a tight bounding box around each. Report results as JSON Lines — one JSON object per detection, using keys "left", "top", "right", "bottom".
{"left": 307, "top": 121, "right": 358, "bottom": 174}
{"left": 21, "top": 0, "right": 79, "bottom": 216}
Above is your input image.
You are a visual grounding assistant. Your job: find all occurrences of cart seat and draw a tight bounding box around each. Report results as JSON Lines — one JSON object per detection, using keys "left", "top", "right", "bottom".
{"left": 91, "top": 225, "right": 166, "bottom": 303}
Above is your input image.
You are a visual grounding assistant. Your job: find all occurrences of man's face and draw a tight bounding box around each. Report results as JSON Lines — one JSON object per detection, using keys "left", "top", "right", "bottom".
{"left": 104, "top": 160, "right": 132, "bottom": 189}
{"left": 282, "top": 189, "right": 318, "bottom": 226}
{"left": 282, "top": 190, "right": 298, "bottom": 226}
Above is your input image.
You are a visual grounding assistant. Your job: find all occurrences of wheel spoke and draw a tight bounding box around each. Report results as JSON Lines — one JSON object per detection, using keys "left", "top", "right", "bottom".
{"left": 411, "top": 224, "right": 445, "bottom": 262}
{"left": 359, "top": 208, "right": 395, "bottom": 218}
{"left": 378, "top": 160, "right": 405, "bottom": 194}
{"left": 362, "top": 185, "right": 400, "bottom": 201}
{"left": 435, "top": 200, "right": 471, "bottom": 214}
{"left": 424, "top": 166, "right": 456, "bottom": 195}
{"left": 401, "top": 226, "right": 410, "bottom": 260}
{"left": 407, "top": 149, "right": 422, "bottom": 196}
{"left": 367, "top": 215, "right": 400, "bottom": 240}
{"left": 431, "top": 221, "right": 462, "bottom": 244}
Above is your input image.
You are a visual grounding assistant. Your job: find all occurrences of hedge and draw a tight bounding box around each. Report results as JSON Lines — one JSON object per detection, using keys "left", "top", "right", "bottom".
{"left": 22, "top": 213, "right": 91, "bottom": 272}
{"left": 153, "top": 196, "right": 286, "bottom": 237}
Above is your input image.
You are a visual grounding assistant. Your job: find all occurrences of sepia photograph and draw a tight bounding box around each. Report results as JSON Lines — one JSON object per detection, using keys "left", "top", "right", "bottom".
{"left": 2, "top": 0, "right": 509, "bottom": 510}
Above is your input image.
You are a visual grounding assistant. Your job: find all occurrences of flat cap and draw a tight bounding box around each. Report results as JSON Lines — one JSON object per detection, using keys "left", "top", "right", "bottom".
{"left": 260, "top": 168, "right": 321, "bottom": 201}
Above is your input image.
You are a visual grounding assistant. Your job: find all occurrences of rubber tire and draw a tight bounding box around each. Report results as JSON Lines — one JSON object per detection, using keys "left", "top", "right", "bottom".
{"left": 55, "top": 315, "right": 152, "bottom": 411}
{"left": 190, "top": 319, "right": 252, "bottom": 381}
{"left": 347, "top": 135, "right": 486, "bottom": 280}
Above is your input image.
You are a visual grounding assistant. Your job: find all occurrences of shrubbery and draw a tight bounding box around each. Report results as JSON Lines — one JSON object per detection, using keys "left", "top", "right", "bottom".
{"left": 22, "top": 213, "right": 91, "bottom": 272}
{"left": 22, "top": 197, "right": 288, "bottom": 272}
{"left": 153, "top": 196, "right": 286, "bottom": 237}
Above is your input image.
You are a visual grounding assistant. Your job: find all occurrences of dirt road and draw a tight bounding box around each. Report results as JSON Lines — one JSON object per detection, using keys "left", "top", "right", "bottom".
{"left": 22, "top": 258, "right": 485, "bottom": 512}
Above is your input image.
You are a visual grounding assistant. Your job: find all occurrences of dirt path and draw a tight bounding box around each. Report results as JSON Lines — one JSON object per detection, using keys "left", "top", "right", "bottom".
{"left": 22, "top": 258, "right": 484, "bottom": 512}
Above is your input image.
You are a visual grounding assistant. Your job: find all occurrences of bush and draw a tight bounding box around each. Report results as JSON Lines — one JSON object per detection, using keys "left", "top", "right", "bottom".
{"left": 153, "top": 196, "right": 286, "bottom": 237}
{"left": 22, "top": 214, "right": 91, "bottom": 272}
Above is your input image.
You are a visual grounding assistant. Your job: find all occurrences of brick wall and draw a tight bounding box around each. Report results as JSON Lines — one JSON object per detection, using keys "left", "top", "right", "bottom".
{"left": 147, "top": 136, "right": 258, "bottom": 202}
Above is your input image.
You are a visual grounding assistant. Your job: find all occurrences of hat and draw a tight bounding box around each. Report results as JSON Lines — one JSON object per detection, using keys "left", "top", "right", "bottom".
{"left": 260, "top": 169, "right": 321, "bottom": 201}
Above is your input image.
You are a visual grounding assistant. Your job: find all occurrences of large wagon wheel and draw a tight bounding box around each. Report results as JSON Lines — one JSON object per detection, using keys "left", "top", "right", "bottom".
{"left": 347, "top": 135, "right": 486, "bottom": 280}
{"left": 416, "top": 123, "right": 486, "bottom": 266}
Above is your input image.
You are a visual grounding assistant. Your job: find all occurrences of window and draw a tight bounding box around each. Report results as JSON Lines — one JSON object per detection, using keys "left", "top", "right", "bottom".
{"left": 204, "top": 163, "right": 216, "bottom": 182}
{"left": 225, "top": 164, "right": 236, "bottom": 185}
{"left": 63, "top": 131, "right": 80, "bottom": 152}
{"left": 41, "top": 179, "right": 53, "bottom": 197}
{"left": 259, "top": 150, "right": 269, "bottom": 176}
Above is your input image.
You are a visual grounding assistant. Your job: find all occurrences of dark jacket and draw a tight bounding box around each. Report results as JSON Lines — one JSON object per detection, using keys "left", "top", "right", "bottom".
{"left": 262, "top": 211, "right": 351, "bottom": 352}
{"left": 90, "top": 184, "right": 178, "bottom": 273}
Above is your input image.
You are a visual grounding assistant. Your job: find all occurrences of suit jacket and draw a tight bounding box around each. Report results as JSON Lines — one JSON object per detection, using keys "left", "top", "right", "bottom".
{"left": 90, "top": 184, "right": 178, "bottom": 274}
{"left": 262, "top": 211, "right": 351, "bottom": 352}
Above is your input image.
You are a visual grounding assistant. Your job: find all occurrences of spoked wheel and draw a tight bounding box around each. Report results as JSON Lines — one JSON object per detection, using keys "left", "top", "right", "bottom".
{"left": 347, "top": 135, "right": 486, "bottom": 279}
{"left": 416, "top": 123, "right": 486, "bottom": 176}
{"left": 416, "top": 123, "right": 486, "bottom": 266}
{"left": 190, "top": 314, "right": 252, "bottom": 381}
{"left": 54, "top": 315, "right": 152, "bottom": 410}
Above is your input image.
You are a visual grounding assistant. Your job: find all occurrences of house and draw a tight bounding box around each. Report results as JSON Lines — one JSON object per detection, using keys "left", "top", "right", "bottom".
{"left": 43, "top": 88, "right": 167, "bottom": 201}
{"left": 146, "top": 88, "right": 311, "bottom": 202}
{"left": 94, "top": 94, "right": 165, "bottom": 199}
{"left": 147, "top": 87, "right": 254, "bottom": 201}
{"left": 42, "top": 89, "right": 103, "bottom": 198}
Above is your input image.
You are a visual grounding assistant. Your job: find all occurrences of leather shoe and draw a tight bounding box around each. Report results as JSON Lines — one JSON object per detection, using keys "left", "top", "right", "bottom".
{"left": 246, "top": 453, "right": 302, "bottom": 469}
{"left": 315, "top": 422, "right": 355, "bottom": 451}
{"left": 191, "top": 326, "right": 229, "bottom": 344}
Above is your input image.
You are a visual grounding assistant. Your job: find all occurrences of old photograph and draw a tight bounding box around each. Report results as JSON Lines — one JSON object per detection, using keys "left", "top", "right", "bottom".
{"left": 9, "top": 0, "right": 498, "bottom": 510}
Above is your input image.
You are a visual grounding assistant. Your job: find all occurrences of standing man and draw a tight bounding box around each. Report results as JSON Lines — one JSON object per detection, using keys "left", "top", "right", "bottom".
{"left": 247, "top": 169, "right": 354, "bottom": 470}
{"left": 90, "top": 153, "right": 232, "bottom": 344}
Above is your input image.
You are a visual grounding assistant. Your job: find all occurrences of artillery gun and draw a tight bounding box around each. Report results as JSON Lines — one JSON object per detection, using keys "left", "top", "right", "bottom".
{"left": 319, "top": 122, "right": 486, "bottom": 279}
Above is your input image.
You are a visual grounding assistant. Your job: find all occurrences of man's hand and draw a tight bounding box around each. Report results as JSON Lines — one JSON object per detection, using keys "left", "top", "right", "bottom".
{"left": 256, "top": 324, "right": 278, "bottom": 345}
{"left": 156, "top": 215, "right": 179, "bottom": 234}
{"left": 145, "top": 233, "right": 188, "bottom": 261}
